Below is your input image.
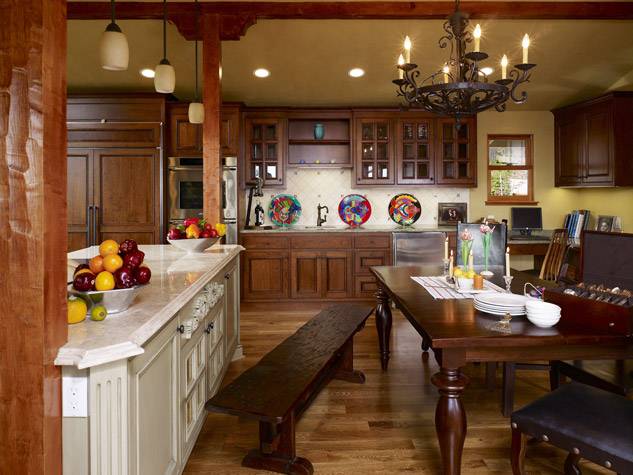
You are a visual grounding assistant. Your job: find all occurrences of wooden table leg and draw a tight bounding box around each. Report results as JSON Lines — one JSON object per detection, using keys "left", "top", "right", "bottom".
{"left": 375, "top": 285, "right": 392, "bottom": 371}
{"left": 431, "top": 366, "right": 469, "bottom": 475}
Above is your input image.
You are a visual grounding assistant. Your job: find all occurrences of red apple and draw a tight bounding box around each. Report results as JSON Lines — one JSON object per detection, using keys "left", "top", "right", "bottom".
{"left": 135, "top": 266, "right": 152, "bottom": 285}
{"left": 204, "top": 222, "right": 213, "bottom": 232}
{"left": 123, "top": 249, "right": 145, "bottom": 269}
{"left": 208, "top": 229, "right": 219, "bottom": 238}
{"left": 74, "top": 263, "right": 90, "bottom": 276}
{"left": 183, "top": 217, "right": 200, "bottom": 227}
{"left": 119, "top": 239, "right": 138, "bottom": 255}
{"left": 114, "top": 266, "right": 136, "bottom": 289}
{"left": 167, "top": 228, "right": 183, "bottom": 240}
{"left": 73, "top": 272, "right": 96, "bottom": 291}
{"left": 200, "top": 230, "right": 212, "bottom": 238}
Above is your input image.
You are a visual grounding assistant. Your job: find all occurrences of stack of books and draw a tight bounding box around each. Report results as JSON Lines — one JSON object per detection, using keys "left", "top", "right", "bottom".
{"left": 563, "top": 210, "right": 591, "bottom": 239}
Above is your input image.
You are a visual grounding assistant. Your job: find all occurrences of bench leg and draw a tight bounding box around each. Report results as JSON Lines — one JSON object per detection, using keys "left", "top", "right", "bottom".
{"left": 511, "top": 426, "right": 527, "bottom": 475}
{"left": 563, "top": 453, "right": 581, "bottom": 475}
{"left": 334, "top": 338, "right": 366, "bottom": 384}
{"left": 243, "top": 412, "right": 313, "bottom": 475}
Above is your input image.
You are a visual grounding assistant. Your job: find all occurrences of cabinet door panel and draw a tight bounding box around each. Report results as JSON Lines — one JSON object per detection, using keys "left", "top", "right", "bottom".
{"left": 354, "top": 250, "right": 389, "bottom": 275}
{"left": 435, "top": 118, "right": 476, "bottom": 186}
{"left": 355, "top": 118, "right": 395, "bottom": 185}
{"left": 169, "top": 105, "right": 202, "bottom": 156}
{"left": 555, "top": 117, "right": 584, "bottom": 186}
{"left": 67, "top": 149, "right": 92, "bottom": 251}
{"left": 322, "top": 251, "right": 353, "bottom": 299}
{"left": 221, "top": 107, "right": 240, "bottom": 157}
{"left": 242, "top": 251, "right": 289, "bottom": 300}
{"left": 93, "top": 148, "right": 161, "bottom": 243}
{"left": 584, "top": 108, "right": 613, "bottom": 184}
{"left": 224, "top": 265, "right": 239, "bottom": 357}
{"left": 354, "top": 275, "right": 379, "bottom": 299}
{"left": 290, "top": 251, "right": 321, "bottom": 299}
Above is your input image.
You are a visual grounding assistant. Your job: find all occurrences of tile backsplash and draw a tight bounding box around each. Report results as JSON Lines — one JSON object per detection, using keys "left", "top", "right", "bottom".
{"left": 245, "top": 169, "right": 470, "bottom": 227}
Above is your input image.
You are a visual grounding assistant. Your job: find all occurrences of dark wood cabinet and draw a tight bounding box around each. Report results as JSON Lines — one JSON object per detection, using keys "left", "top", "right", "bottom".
{"left": 321, "top": 251, "right": 354, "bottom": 299}
{"left": 67, "top": 149, "right": 92, "bottom": 252}
{"left": 242, "top": 251, "right": 289, "bottom": 300}
{"left": 244, "top": 117, "right": 286, "bottom": 187}
{"left": 396, "top": 118, "right": 435, "bottom": 185}
{"left": 354, "top": 118, "right": 395, "bottom": 185}
{"left": 553, "top": 92, "right": 633, "bottom": 187}
{"left": 290, "top": 251, "right": 322, "bottom": 299}
{"left": 221, "top": 104, "right": 241, "bottom": 158}
{"left": 435, "top": 118, "right": 477, "bottom": 185}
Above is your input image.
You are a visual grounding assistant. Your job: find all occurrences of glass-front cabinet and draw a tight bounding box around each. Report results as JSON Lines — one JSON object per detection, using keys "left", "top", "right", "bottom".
{"left": 245, "top": 117, "right": 285, "bottom": 187}
{"left": 355, "top": 118, "right": 395, "bottom": 185}
{"left": 436, "top": 118, "right": 477, "bottom": 185}
{"left": 396, "top": 119, "right": 434, "bottom": 184}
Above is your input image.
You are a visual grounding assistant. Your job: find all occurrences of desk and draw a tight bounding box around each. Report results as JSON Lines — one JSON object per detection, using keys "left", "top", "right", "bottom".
{"left": 508, "top": 239, "right": 550, "bottom": 270}
{"left": 371, "top": 265, "right": 633, "bottom": 475}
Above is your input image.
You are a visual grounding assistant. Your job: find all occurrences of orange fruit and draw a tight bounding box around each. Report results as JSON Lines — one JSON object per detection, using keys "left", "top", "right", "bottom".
{"left": 99, "top": 239, "right": 120, "bottom": 257}
{"left": 102, "top": 254, "right": 123, "bottom": 273}
{"left": 89, "top": 255, "right": 104, "bottom": 274}
{"left": 74, "top": 268, "right": 94, "bottom": 278}
{"left": 95, "top": 271, "right": 115, "bottom": 291}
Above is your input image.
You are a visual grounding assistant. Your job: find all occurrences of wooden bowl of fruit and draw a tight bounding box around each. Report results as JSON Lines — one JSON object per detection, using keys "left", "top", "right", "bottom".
{"left": 167, "top": 218, "right": 225, "bottom": 253}
{"left": 69, "top": 239, "right": 152, "bottom": 315}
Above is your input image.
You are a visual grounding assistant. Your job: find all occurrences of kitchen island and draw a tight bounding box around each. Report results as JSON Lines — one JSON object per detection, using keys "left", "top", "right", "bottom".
{"left": 57, "top": 244, "right": 243, "bottom": 475}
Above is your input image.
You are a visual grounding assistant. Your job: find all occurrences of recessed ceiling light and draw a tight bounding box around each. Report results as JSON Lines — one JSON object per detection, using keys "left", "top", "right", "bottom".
{"left": 479, "top": 67, "right": 494, "bottom": 76}
{"left": 348, "top": 68, "right": 365, "bottom": 78}
{"left": 253, "top": 68, "right": 270, "bottom": 78}
{"left": 140, "top": 68, "right": 155, "bottom": 78}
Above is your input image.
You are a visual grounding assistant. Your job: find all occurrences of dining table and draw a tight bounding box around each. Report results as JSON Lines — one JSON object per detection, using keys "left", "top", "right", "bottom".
{"left": 370, "top": 265, "right": 633, "bottom": 475}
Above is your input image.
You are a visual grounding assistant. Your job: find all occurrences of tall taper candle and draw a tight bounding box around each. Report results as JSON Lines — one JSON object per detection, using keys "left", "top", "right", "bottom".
{"left": 473, "top": 24, "right": 482, "bottom": 53}
{"left": 522, "top": 34, "right": 530, "bottom": 64}
{"left": 404, "top": 36, "right": 412, "bottom": 63}
{"left": 501, "top": 54, "right": 508, "bottom": 79}
{"left": 505, "top": 247, "right": 511, "bottom": 277}
{"left": 444, "top": 236, "right": 449, "bottom": 260}
{"left": 449, "top": 250, "right": 454, "bottom": 277}
{"left": 397, "top": 54, "right": 405, "bottom": 80}
{"left": 468, "top": 250, "right": 474, "bottom": 272}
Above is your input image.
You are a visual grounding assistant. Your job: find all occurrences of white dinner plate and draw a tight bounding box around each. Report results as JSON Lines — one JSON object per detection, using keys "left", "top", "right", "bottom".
{"left": 474, "top": 293, "right": 531, "bottom": 307}
{"left": 474, "top": 305, "right": 526, "bottom": 316}
{"left": 473, "top": 302, "right": 525, "bottom": 312}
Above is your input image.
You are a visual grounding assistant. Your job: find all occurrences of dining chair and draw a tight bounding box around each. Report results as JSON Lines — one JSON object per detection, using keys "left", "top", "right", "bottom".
{"left": 539, "top": 228, "right": 569, "bottom": 281}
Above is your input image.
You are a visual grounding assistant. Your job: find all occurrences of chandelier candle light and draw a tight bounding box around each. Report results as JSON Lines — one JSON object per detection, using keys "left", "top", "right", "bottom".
{"left": 393, "top": 0, "right": 536, "bottom": 121}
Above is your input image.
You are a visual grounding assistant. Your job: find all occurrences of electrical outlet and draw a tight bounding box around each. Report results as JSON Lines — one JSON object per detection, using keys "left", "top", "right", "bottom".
{"left": 62, "top": 369, "right": 88, "bottom": 417}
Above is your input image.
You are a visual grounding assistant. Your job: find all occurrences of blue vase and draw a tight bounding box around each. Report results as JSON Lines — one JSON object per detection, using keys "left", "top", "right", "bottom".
{"left": 314, "top": 123, "right": 325, "bottom": 140}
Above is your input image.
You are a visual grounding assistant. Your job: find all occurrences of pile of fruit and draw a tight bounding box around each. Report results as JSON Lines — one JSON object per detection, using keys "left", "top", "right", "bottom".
{"left": 167, "top": 217, "right": 227, "bottom": 240}
{"left": 453, "top": 267, "right": 476, "bottom": 280}
{"left": 72, "top": 239, "right": 152, "bottom": 292}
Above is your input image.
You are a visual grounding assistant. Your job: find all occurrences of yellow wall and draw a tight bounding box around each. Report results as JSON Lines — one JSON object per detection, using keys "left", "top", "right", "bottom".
{"left": 471, "top": 110, "right": 579, "bottom": 228}
{"left": 472, "top": 109, "right": 633, "bottom": 236}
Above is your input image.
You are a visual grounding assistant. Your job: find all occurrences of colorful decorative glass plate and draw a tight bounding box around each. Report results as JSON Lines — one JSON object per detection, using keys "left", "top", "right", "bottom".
{"left": 338, "top": 194, "right": 372, "bottom": 227}
{"left": 268, "top": 194, "right": 302, "bottom": 226}
{"left": 388, "top": 193, "right": 421, "bottom": 226}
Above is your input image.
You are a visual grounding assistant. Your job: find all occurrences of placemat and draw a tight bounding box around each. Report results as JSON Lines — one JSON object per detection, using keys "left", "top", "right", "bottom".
{"left": 411, "top": 276, "right": 505, "bottom": 300}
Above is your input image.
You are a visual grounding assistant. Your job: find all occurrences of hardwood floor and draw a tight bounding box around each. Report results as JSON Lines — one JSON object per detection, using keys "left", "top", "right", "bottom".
{"left": 184, "top": 302, "right": 611, "bottom": 474}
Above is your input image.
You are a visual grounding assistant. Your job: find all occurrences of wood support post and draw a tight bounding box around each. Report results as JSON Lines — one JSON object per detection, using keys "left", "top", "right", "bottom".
{"left": 0, "top": 0, "right": 68, "bottom": 473}
{"left": 202, "top": 13, "right": 222, "bottom": 224}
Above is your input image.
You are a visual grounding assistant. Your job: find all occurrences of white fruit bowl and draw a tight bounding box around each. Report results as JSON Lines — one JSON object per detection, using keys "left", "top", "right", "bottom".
{"left": 68, "top": 285, "right": 143, "bottom": 314}
{"left": 167, "top": 237, "right": 219, "bottom": 253}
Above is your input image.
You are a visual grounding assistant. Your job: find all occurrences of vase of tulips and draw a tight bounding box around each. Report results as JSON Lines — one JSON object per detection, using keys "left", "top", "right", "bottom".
{"left": 459, "top": 229, "right": 473, "bottom": 271}
{"left": 480, "top": 222, "right": 495, "bottom": 277}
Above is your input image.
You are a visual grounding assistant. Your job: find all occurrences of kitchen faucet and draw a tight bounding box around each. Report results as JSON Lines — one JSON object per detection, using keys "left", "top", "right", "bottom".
{"left": 317, "top": 203, "right": 329, "bottom": 227}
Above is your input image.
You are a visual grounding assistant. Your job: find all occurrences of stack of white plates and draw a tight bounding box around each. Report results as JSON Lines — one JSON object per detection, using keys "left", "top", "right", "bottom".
{"left": 526, "top": 300, "right": 562, "bottom": 328}
{"left": 473, "top": 293, "right": 530, "bottom": 316}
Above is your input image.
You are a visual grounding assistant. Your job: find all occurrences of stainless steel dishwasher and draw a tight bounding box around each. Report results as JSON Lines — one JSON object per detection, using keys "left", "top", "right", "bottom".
{"left": 392, "top": 231, "right": 447, "bottom": 267}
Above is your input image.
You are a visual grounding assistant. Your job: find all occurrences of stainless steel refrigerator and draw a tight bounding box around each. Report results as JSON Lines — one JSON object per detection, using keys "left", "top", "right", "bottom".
{"left": 222, "top": 162, "right": 238, "bottom": 244}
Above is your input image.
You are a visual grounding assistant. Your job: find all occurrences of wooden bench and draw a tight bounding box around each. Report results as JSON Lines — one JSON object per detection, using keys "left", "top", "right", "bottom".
{"left": 205, "top": 304, "right": 373, "bottom": 475}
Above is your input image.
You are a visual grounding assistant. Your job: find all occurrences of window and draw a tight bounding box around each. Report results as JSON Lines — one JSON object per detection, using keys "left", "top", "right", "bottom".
{"left": 486, "top": 135, "right": 536, "bottom": 204}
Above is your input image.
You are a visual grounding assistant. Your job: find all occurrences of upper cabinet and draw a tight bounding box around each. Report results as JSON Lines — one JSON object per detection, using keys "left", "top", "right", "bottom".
{"left": 244, "top": 116, "right": 286, "bottom": 187}
{"left": 354, "top": 118, "right": 395, "bottom": 185}
{"left": 435, "top": 118, "right": 477, "bottom": 185}
{"left": 167, "top": 102, "right": 241, "bottom": 158}
{"left": 396, "top": 118, "right": 434, "bottom": 185}
{"left": 553, "top": 92, "right": 633, "bottom": 187}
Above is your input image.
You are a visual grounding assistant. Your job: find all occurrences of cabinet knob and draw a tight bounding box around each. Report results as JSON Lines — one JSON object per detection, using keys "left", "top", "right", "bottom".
{"left": 205, "top": 322, "right": 215, "bottom": 334}
{"left": 224, "top": 273, "right": 230, "bottom": 280}
{"left": 177, "top": 325, "right": 185, "bottom": 334}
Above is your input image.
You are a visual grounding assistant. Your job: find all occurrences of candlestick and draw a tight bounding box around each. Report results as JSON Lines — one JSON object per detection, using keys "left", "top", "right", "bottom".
{"left": 522, "top": 34, "right": 530, "bottom": 64}
{"left": 404, "top": 36, "right": 412, "bottom": 63}
{"left": 505, "top": 246, "right": 511, "bottom": 277}
{"left": 473, "top": 24, "right": 482, "bottom": 53}
{"left": 397, "top": 54, "right": 405, "bottom": 80}
{"left": 444, "top": 236, "right": 449, "bottom": 260}
{"left": 468, "top": 250, "right": 474, "bottom": 272}
{"left": 501, "top": 55, "right": 508, "bottom": 80}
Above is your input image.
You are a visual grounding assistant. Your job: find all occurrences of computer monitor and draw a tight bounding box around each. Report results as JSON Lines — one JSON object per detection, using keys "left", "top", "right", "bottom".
{"left": 511, "top": 207, "right": 543, "bottom": 235}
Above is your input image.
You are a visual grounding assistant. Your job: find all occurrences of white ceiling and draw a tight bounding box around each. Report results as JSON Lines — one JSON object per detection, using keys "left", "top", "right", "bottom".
{"left": 67, "top": 18, "right": 633, "bottom": 110}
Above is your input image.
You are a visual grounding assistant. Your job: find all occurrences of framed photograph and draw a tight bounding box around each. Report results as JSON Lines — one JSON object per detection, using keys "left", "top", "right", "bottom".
{"left": 595, "top": 215, "right": 615, "bottom": 232}
{"left": 438, "top": 202, "right": 467, "bottom": 225}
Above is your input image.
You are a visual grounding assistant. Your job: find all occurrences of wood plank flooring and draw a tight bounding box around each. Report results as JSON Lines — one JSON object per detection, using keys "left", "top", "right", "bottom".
{"left": 184, "top": 302, "right": 612, "bottom": 474}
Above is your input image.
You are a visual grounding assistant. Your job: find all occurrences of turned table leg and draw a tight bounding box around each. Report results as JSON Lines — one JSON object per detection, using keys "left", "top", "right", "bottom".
{"left": 375, "top": 285, "right": 393, "bottom": 371}
{"left": 431, "top": 366, "right": 469, "bottom": 475}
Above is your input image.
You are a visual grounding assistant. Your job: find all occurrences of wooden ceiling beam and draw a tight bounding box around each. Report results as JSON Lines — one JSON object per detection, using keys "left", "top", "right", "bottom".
{"left": 67, "top": 1, "right": 633, "bottom": 40}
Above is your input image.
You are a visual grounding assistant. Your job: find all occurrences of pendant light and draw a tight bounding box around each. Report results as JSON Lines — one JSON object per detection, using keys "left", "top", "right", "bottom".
{"left": 154, "top": 0, "right": 176, "bottom": 93}
{"left": 188, "top": 0, "right": 204, "bottom": 123}
{"left": 99, "top": 0, "right": 129, "bottom": 71}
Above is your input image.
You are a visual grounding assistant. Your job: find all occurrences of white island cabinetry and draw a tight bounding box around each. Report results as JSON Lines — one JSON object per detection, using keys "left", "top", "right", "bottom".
{"left": 58, "top": 245, "right": 243, "bottom": 475}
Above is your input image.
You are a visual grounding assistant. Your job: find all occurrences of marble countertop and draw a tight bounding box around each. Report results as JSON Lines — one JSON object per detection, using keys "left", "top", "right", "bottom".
{"left": 240, "top": 225, "right": 457, "bottom": 234}
{"left": 56, "top": 244, "right": 243, "bottom": 369}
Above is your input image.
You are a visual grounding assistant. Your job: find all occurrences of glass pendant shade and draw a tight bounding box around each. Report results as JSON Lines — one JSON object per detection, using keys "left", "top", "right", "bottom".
{"left": 188, "top": 102, "right": 204, "bottom": 124}
{"left": 99, "top": 22, "right": 129, "bottom": 71}
{"left": 154, "top": 59, "right": 175, "bottom": 93}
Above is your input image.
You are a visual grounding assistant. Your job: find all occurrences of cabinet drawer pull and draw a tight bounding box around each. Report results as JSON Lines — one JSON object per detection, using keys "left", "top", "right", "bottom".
{"left": 205, "top": 322, "right": 215, "bottom": 334}
{"left": 224, "top": 273, "right": 230, "bottom": 280}
{"left": 177, "top": 325, "right": 185, "bottom": 334}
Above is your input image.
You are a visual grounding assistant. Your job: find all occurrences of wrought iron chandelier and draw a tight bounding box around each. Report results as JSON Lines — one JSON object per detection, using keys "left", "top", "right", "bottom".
{"left": 393, "top": 0, "right": 536, "bottom": 120}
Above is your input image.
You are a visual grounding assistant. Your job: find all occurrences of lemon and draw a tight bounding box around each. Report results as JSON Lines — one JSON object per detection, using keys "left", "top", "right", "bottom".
{"left": 466, "top": 271, "right": 476, "bottom": 279}
{"left": 95, "top": 271, "right": 115, "bottom": 291}
{"left": 90, "top": 305, "right": 108, "bottom": 322}
{"left": 67, "top": 297, "right": 87, "bottom": 324}
{"left": 453, "top": 268, "right": 464, "bottom": 277}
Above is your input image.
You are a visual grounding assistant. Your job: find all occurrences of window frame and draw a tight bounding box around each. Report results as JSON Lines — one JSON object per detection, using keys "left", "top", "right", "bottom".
{"left": 486, "top": 134, "right": 537, "bottom": 205}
